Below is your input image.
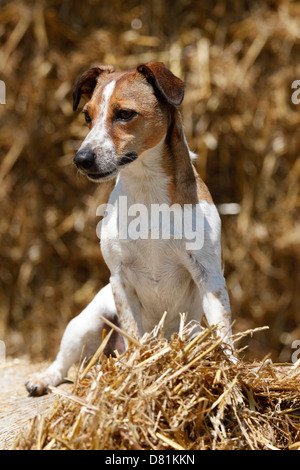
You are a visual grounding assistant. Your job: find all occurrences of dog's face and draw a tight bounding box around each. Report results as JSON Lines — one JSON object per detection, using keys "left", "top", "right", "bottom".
{"left": 73, "top": 63, "right": 185, "bottom": 182}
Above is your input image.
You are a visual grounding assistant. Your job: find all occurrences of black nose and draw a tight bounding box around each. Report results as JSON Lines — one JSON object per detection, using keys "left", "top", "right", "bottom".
{"left": 74, "top": 150, "right": 96, "bottom": 170}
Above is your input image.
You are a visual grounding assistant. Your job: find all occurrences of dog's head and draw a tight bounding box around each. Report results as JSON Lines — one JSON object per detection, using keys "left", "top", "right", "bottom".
{"left": 72, "top": 63, "right": 185, "bottom": 182}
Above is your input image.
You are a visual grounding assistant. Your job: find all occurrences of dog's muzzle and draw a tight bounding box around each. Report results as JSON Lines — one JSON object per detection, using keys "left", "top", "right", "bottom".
{"left": 74, "top": 150, "right": 138, "bottom": 181}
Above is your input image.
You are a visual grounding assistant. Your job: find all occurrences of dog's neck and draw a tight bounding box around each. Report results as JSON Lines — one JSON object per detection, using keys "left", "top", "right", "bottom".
{"left": 119, "top": 135, "right": 170, "bottom": 206}
{"left": 119, "top": 109, "right": 198, "bottom": 207}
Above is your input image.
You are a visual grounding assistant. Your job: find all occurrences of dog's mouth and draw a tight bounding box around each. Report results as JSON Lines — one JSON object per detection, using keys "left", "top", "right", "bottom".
{"left": 87, "top": 169, "right": 118, "bottom": 182}
{"left": 87, "top": 153, "right": 138, "bottom": 182}
{"left": 118, "top": 152, "right": 138, "bottom": 167}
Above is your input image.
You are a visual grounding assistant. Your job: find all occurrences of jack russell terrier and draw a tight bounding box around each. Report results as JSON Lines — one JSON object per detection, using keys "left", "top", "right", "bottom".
{"left": 26, "top": 62, "right": 232, "bottom": 396}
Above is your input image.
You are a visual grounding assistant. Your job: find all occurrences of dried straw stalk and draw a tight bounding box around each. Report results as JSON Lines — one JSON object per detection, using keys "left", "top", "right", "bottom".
{"left": 14, "top": 320, "right": 300, "bottom": 450}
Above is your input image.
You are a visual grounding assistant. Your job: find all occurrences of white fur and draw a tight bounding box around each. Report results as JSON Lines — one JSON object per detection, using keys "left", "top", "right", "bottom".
{"left": 79, "top": 80, "right": 116, "bottom": 158}
{"left": 79, "top": 80, "right": 119, "bottom": 181}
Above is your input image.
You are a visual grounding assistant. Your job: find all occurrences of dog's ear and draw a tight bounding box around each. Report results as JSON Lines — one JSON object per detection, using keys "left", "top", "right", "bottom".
{"left": 73, "top": 65, "right": 115, "bottom": 111}
{"left": 137, "top": 62, "right": 185, "bottom": 106}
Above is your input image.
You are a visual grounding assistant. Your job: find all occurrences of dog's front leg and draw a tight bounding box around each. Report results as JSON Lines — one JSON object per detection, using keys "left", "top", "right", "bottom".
{"left": 110, "top": 274, "right": 142, "bottom": 341}
{"left": 185, "top": 254, "right": 232, "bottom": 338}
{"left": 25, "top": 283, "right": 124, "bottom": 396}
{"left": 199, "top": 272, "right": 239, "bottom": 362}
{"left": 200, "top": 274, "right": 232, "bottom": 338}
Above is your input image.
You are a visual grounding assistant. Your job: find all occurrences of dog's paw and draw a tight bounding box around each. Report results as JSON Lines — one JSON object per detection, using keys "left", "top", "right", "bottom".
{"left": 25, "top": 370, "right": 62, "bottom": 396}
{"left": 25, "top": 373, "right": 53, "bottom": 396}
{"left": 221, "top": 342, "right": 239, "bottom": 365}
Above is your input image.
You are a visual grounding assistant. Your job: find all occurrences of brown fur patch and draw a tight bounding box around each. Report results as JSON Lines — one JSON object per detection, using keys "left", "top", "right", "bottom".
{"left": 163, "top": 109, "right": 213, "bottom": 206}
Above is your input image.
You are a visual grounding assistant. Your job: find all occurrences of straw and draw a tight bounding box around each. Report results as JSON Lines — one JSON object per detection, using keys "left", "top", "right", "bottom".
{"left": 13, "top": 322, "right": 300, "bottom": 450}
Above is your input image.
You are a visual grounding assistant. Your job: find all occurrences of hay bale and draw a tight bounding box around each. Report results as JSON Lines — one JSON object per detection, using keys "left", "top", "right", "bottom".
{"left": 0, "top": 359, "right": 61, "bottom": 449}
{"left": 13, "top": 322, "right": 300, "bottom": 450}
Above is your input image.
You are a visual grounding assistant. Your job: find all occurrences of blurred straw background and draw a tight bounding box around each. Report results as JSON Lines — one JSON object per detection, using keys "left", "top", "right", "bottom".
{"left": 0, "top": 0, "right": 299, "bottom": 363}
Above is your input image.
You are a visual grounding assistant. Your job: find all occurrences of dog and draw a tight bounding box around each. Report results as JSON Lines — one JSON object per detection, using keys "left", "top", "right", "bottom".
{"left": 25, "top": 62, "right": 232, "bottom": 396}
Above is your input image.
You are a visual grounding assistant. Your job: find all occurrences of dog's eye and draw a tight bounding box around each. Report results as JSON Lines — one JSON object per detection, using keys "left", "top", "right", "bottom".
{"left": 117, "top": 109, "right": 137, "bottom": 121}
{"left": 84, "top": 114, "right": 92, "bottom": 124}
{"left": 82, "top": 111, "right": 92, "bottom": 124}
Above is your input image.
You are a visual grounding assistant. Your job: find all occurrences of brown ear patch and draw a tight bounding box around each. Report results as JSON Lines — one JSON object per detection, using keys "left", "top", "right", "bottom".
{"left": 73, "top": 65, "right": 115, "bottom": 111}
{"left": 137, "top": 62, "right": 185, "bottom": 106}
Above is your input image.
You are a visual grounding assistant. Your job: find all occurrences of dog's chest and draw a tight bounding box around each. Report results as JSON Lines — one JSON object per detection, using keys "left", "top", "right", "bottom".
{"left": 100, "top": 178, "right": 194, "bottom": 302}
{"left": 101, "top": 206, "right": 188, "bottom": 288}
{"left": 105, "top": 232, "right": 196, "bottom": 325}
{"left": 119, "top": 238, "right": 187, "bottom": 286}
